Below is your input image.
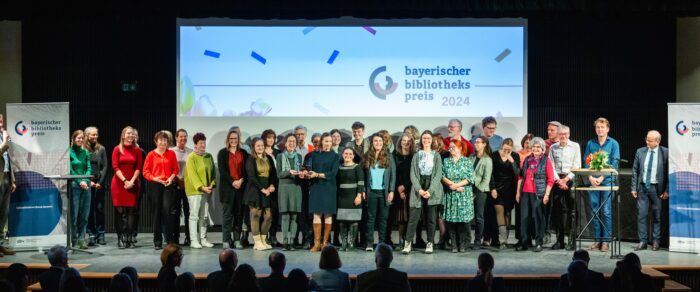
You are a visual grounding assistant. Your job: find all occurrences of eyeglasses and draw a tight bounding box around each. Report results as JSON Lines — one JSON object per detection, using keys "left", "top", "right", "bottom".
{"left": 485, "top": 126, "right": 497, "bottom": 130}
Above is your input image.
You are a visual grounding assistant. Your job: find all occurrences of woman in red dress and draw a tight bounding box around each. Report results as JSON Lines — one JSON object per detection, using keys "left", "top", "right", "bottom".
{"left": 111, "top": 126, "right": 143, "bottom": 249}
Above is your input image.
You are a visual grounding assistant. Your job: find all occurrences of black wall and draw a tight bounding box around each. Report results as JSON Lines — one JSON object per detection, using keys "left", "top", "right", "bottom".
{"left": 19, "top": 14, "right": 676, "bottom": 232}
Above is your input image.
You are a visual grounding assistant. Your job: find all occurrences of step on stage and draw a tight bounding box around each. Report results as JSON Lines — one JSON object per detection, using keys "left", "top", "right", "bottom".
{"left": 2, "top": 233, "right": 699, "bottom": 292}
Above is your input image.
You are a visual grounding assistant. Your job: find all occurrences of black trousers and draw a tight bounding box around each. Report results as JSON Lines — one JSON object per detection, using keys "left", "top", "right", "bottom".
{"left": 552, "top": 180, "right": 575, "bottom": 243}
{"left": 366, "top": 190, "right": 389, "bottom": 244}
{"left": 473, "top": 188, "right": 487, "bottom": 243}
{"left": 222, "top": 189, "right": 245, "bottom": 244}
{"left": 519, "top": 193, "right": 545, "bottom": 246}
{"left": 177, "top": 185, "right": 190, "bottom": 241}
{"left": 87, "top": 184, "right": 105, "bottom": 240}
{"left": 147, "top": 182, "right": 180, "bottom": 245}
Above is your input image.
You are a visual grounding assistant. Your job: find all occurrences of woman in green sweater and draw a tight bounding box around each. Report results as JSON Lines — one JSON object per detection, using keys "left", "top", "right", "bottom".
{"left": 472, "top": 136, "right": 493, "bottom": 249}
{"left": 184, "top": 132, "right": 216, "bottom": 249}
{"left": 69, "top": 130, "right": 92, "bottom": 249}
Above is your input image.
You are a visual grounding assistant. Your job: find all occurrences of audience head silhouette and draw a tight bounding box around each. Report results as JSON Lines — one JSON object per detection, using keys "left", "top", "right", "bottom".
{"left": 268, "top": 251, "right": 286, "bottom": 273}
{"left": 109, "top": 273, "right": 133, "bottom": 292}
{"left": 375, "top": 243, "right": 393, "bottom": 268}
{"left": 319, "top": 245, "right": 342, "bottom": 270}
{"left": 175, "top": 272, "right": 195, "bottom": 292}
{"left": 47, "top": 245, "right": 68, "bottom": 268}
{"left": 219, "top": 248, "right": 238, "bottom": 272}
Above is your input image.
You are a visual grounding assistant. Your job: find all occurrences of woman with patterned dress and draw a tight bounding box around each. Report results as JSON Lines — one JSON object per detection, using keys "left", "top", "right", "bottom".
{"left": 336, "top": 148, "right": 365, "bottom": 251}
{"left": 111, "top": 126, "right": 143, "bottom": 249}
{"left": 442, "top": 139, "right": 476, "bottom": 253}
{"left": 306, "top": 133, "right": 340, "bottom": 252}
{"left": 276, "top": 134, "right": 303, "bottom": 250}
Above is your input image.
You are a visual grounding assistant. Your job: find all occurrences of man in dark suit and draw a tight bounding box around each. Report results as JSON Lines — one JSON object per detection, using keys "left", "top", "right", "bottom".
{"left": 260, "top": 251, "right": 287, "bottom": 292}
{"left": 355, "top": 243, "right": 411, "bottom": 292}
{"left": 557, "top": 249, "right": 605, "bottom": 291}
{"left": 0, "top": 115, "right": 17, "bottom": 257}
{"left": 631, "top": 130, "right": 668, "bottom": 251}
{"left": 207, "top": 248, "right": 238, "bottom": 292}
{"left": 39, "top": 245, "right": 68, "bottom": 292}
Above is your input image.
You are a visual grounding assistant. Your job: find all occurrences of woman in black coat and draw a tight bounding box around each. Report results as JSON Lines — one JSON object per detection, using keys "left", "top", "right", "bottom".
{"left": 217, "top": 130, "right": 249, "bottom": 249}
{"left": 243, "top": 137, "right": 278, "bottom": 251}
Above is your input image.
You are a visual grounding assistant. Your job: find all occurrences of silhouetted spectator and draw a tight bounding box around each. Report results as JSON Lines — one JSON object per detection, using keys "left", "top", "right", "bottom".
{"left": 40, "top": 245, "right": 68, "bottom": 292}
{"left": 556, "top": 260, "right": 589, "bottom": 292}
{"left": 558, "top": 250, "right": 605, "bottom": 291}
{"left": 158, "top": 244, "right": 183, "bottom": 292}
{"left": 109, "top": 273, "right": 133, "bottom": 292}
{"left": 468, "top": 253, "right": 506, "bottom": 292}
{"left": 119, "top": 266, "right": 141, "bottom": 292}
{"left": 227, "top": 264, "right": 262, "bottom": 292}
{"left": 175, "top": 272, "right": 196, "bottom": 292}
{"left": 260, "top": 251, "right": 287, "bottom": 292}
{"left": 208, "top": 249, "right": 238, "bottom": 292}
{"left": 355, "top": 243, "right": 411, "bottom": 292}
{"left": 611, "top": 253, "right": 653, "bottom": 292}
{"left": 58, "top": 267, "right": 86, "bottom": 292}
{"left": 5, "top": 263, "right": 28, "bottom": 292}
{"left": 287, "top": 268, "right": 310, "bottom": 292}
{"left": 311, "top": 245, "right": 350, "bottom": 292}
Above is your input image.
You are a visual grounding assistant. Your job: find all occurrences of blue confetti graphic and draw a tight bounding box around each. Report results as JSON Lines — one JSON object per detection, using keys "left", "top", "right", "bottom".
{"left": 203, "top": 50, "right": 220, "bottom": 58}
{"left": 251, "top": 51, "right": 266, "bottom": 64}
{"left": 327, "top": 50, "right": 339, "bottom": 64}
{"left": 302, "top": 27, "right": 316, "bottom": 35}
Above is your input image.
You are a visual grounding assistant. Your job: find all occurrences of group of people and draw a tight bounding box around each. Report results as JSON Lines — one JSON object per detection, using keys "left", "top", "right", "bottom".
{"left": 5, "top": 114, "right": 666, "bottom": 256}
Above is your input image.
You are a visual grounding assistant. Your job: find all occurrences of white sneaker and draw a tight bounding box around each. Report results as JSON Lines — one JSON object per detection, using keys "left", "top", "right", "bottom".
{"left": 190, "top": 241, "right": 202, "bottom": 249}
{"left": 200, "top": 238, "right": 214, "bottom": 248}
{"left": 425, "top": 242, "right": 434, "bottom": 254}
{"left": 402, "top": 242, "right": 412, "bottom": 254}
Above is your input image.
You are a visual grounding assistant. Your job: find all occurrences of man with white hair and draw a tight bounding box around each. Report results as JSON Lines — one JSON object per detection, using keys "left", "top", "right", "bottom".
{"left": 548, "top": 125, "right": 581, "bottom": 250}
{"left": 631, "top": 130, "right": 668, "bottom": 251}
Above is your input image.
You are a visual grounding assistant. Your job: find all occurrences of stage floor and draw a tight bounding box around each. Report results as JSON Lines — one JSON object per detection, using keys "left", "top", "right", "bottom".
{"left": 2, "top": 233, "right": 698, "bottom": 276}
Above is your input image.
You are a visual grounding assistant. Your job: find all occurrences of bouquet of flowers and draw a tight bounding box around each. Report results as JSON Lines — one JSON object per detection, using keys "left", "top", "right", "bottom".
{"left": 585, "top": 150, "right": 610, "bottom": 171}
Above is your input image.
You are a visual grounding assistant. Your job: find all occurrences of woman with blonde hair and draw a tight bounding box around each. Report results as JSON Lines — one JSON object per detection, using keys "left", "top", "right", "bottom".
{"left": 110, "top": 126, "right": 143, "bottom": 249}
{"left": 84, "top": 126, "right": 108, "bottom": 245}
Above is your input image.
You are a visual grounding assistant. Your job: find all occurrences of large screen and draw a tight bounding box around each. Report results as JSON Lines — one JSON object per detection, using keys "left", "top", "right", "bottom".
{"left": 177, "top": 18, "right": 527, "bottom": 147}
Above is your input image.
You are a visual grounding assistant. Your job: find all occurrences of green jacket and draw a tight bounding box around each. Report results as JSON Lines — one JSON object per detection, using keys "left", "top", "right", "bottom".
{"left": 184, "top": 152, "right": 216, "bottom": 196}
{"left": 472, "top": 155, "right": 492, "bottom": 192}
{"left": 70, "top": 145, "right": 92, "bottom": 184}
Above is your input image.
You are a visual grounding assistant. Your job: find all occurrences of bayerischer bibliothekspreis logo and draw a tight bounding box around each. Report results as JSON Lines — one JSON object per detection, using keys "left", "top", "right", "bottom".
{"left": 15, "top": 121, "right": 28, "bottom": 136}
{"left": 369, "top": 66, "right": 398, "bottom": 100}
{"left": 676, "top": 120, "right": 690, "bottom": 136}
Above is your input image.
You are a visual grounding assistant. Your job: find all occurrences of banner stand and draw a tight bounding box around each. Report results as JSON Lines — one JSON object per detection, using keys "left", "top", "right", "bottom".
{"left": 6, "top": 102, "right": 69, "bottom": 251}
{"left": 668, "top": 103, "right": 700, "bottom": 254}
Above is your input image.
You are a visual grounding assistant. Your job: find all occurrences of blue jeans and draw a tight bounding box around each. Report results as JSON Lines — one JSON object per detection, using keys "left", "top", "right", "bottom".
{"left": 71, "top": 182, "right": 91, "bottom": 241}
{"left": 588, "top": 189, "right": 612, "bottom": 243}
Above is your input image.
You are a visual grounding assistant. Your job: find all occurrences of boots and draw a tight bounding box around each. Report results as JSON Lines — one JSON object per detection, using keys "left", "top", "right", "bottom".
{"left": 253, "top": 234, "right": 263, "bottom": 251}
{"left": 449, "top": 229, "right": 458, "bottom": 253}
{"left": 310, "top": 223, "right": 322, "bottom": 252}
{"left": 200, "top": 226, "right": 213, "bottom": 248}
{"left": 125, "top": 234, "right": 135, "bottom": 249}
{"left": 339, "top": 223, "right": 348, "bottom": 251}
{"left": 117, "top": 233, "right": 125, "bottom": 249}
{"left": 189, "top": 223, "right": 201, "bottom": 249}
{"left": 566, "top": 228, "right": 576, "bottom": 250}
{"left": 498, "top": 225, "right": 508, "bottom": 250}
{"left": 260, "top": 235, "right": 273, "bottom": 250}
{"left": 322, "top": 224, "right": 332, "bottom": 248}
{"left": 348, "top": 223, "right": 358, "bottom": 250}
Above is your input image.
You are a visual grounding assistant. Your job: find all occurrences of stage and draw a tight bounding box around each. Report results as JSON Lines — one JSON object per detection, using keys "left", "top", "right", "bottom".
{"left": 2, "top": 233, "right": 698, "bottom": 276}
